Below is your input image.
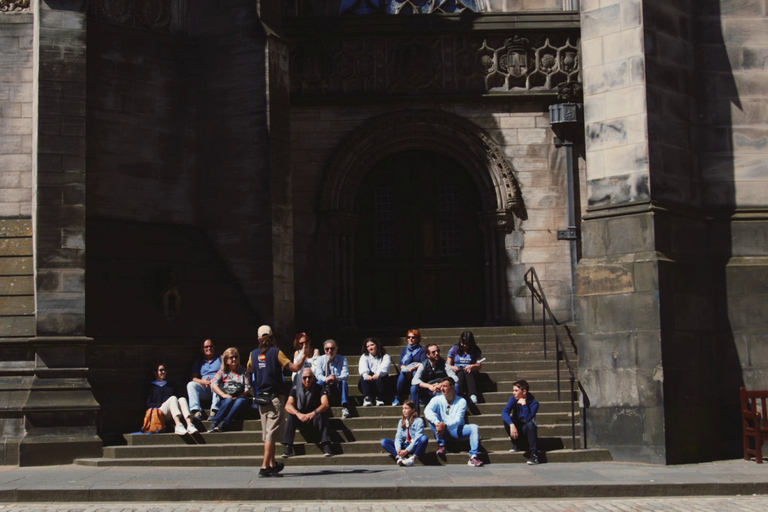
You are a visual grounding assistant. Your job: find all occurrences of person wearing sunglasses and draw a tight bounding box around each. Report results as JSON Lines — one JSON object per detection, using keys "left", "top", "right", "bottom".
{"left": 410, "top": 343, "right": 458, "bottom": 411}
{"left": 186, "top": 339, "right": 222, "bottom": 421}
{"left": 208, "top": 347, "right": 252, "bottom": 433}
{"left": 393, "top": 329, "right": 426, "bottom": 406}
{"left": 282, "top": 367, "right": 333, "bottom": 458}
{"left": 291, "top": 332, "right": 320, "bottom": 387}
{"left": 312, "top": 339, "right": 351, "bottom": 419}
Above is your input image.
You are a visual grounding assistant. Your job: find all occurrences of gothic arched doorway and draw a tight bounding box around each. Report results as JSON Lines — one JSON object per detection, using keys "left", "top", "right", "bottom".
{"left": 353, "top": 150, "right": 484, "bottom": 328}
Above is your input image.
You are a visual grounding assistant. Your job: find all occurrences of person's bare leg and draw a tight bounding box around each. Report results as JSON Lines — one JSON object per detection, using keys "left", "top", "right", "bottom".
{"left": 263, "top": 441, "right": 275, "bottom": 469}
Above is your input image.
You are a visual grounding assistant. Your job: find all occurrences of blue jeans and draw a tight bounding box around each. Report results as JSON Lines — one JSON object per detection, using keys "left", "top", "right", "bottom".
{"left": 210, "top": 397, "right": 249, "bottom": 428}
{"left": 429, "top": 422, "right": 480, "bottom": 457}
{"left": 381, "top": 435, "right": 428, "bottom": 458}
{"left": 324, "top": 379, "right": 349, "bottom": 406}
{"left": 186, "top": 381, "right": 221, "bottom": 413}
{"left": 396, "top": 371, "right": 415, "bottom": 398}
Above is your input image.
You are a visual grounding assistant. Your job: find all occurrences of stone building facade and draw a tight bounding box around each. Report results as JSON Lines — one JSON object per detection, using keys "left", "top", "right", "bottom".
{"left": 0, "top": 0, "right": 765, "bottom": 465}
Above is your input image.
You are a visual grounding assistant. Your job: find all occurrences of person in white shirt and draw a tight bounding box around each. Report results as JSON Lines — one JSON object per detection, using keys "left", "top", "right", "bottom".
{"left": 424, "top": 377, "right": 484, "bottom": 467}
{"left": 358, "top": 337, "right": 392, "bottom": 406}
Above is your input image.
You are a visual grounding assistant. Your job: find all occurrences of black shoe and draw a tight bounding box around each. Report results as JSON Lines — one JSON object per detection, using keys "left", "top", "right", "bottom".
{"left": 258, "top": 467, "right": 282, "bottom": 478}
{"left": 323, "top": 444, "right": 334, "bottom": 457}
{"left": 527, "top": 455, "right": 540, "bottom": 465}
{"left": 192, "top": 411, "right": 203, "bottom": 421}
{"left": 282, "top": 445, "right": 294, "bottom": 458}
{"left": 207, "top": 422, "right": 218, "bottom": 433}
{"left": 272, "top": 462, "right": 285, "bottom": 473}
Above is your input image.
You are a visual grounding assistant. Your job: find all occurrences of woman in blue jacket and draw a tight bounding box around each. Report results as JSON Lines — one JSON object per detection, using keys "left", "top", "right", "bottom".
{"left": 393, "top": 329, "right": 426, "bottom": 406}
{"left": 381, "top": 400, "right": 429, "bottom": 466}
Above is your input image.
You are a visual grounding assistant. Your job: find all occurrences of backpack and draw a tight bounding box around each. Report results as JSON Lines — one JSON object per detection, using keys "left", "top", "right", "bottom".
{"left": 141, "top": 408, "right": 166, "bottom": 433}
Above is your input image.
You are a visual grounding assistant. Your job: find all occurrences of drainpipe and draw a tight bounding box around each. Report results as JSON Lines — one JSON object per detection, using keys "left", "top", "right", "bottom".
{"left": 548, "top": 86, "right": 583, "bottom": 325}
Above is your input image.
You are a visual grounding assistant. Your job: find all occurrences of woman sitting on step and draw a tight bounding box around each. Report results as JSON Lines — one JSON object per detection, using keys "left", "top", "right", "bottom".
{"left": 208, "top": 347, "right": 252, "bottom": 433}
{"left": 381, "top": 400, "right": 428, "bottom": 466}
{"left": 291, "top": 332, "right": 320, "bottom": 387}
{"left": 358, "top": 337, "right": 392, "bottom": 406}
{"left": 447, "top": 331, "right": 483, "bottom": 404}
{"left": 146, "top": 363, "right": 198, "bottom": 436}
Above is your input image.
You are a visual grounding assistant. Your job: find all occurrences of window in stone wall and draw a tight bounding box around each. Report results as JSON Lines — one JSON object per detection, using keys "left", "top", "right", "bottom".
{"left": 439, "top": 185, "right": 461, "bottom": 257}
{"left": 374, "top": 186, "right": 397, "bottom": 258}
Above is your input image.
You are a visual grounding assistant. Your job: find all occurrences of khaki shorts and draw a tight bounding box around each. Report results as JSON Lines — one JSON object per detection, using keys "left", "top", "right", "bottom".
{"left": 258, "top": 395, "right": 285, "bottom": 442}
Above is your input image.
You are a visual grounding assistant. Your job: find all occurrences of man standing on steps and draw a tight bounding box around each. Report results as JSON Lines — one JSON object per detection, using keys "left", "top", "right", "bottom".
{"left": 502, "top": 379, "right": 540, "bottom": 465}
{"left": 313, "top": 339, "right": 351, "bottom": 419}
{"left": 248, "top": 325, "right": 304, "bottom": 478}
{"left": 424, "top": 377, "right": 483, "bottom": 467}
{"left": 186, "top": 339, "right": 222, "bottom": 420}
{"left": 411, "top": 344, "right": 458, "bottom": 411}
{"left": 282, "top": 367, "right": 333, "bottom": 458}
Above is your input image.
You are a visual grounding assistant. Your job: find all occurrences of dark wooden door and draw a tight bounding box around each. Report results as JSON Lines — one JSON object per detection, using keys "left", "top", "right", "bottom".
{"left": 354, "top": 150, "right": 484, "bottom": 328}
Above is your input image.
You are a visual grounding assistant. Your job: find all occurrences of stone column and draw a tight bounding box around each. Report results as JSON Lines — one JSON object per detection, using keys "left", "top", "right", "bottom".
{"left": 327, "top": 212, "right": 358, "bottom": 329}
{"left": 21, "top": 0, "right": 100, "bottom": 465}
{"left": 577, "top": 0, "right": 718, "bottom": 464}
{"left": 479, "top": 210, "right": 516, "bottom": 325}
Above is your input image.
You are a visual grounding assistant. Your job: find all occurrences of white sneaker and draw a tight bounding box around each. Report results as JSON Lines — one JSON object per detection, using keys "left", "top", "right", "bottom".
{"left": 396, "top": 456, "right": 404, "bottom": 466}
{"left": 375, "top": 399, "right": 385, "bottom": 406}
{"left": 470, "top": 394, "right": 478, "bottom": 404}
{"left": 402, "top": 455, "right": 415, "bottom": 467}
{"left": 174, "top": 424, "right": 187, "bottom": 436}
{"left": 187, "top": 424, "right": 198, "bottom": 435}
{"left": 363, "top": 397, "right": 372, "bottom": 407}
{"left": 342, "top": 407, "right": 351, "bottom": 419}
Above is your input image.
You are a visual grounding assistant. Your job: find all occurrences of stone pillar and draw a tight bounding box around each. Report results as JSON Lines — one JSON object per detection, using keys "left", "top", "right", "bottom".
{"left": 479, "top": 210, "right": 518, "bottom": 325}
{"left": 20, "top": 0, "right": 101, "bottom": 465}
{"left": 577, "top": 0, "right": 719, "bottom": 463}
{"left": 327, "top": 212, "right": 358, "bottom": 329}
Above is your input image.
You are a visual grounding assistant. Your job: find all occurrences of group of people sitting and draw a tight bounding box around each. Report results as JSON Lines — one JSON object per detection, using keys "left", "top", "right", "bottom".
{"left": 143, "top": 326, "right": 541, "bottom": 474}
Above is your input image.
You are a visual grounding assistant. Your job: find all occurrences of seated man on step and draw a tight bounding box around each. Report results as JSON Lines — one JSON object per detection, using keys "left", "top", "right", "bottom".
{"left": 186, "top": 339, "right": 222, "bottom": 420}
{"left": 411, "top": 343, "right": 458, "bottom": 410}
{"left": 502, "top": 379, "right": 540, "bottom": 465}
{"left": 424, "top": 377, "right": 483, "bottom": 467}
{"left": 313, "top": 339, "right": 351, "bottom": 419}
{"left": 282, "top": 367, "right": 333, "bottom": 458}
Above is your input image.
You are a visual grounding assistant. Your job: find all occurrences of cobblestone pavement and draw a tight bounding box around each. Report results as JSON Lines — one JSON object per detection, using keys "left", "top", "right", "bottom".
{"left": 1, "top": 497, "right": 768, "bottom": 511}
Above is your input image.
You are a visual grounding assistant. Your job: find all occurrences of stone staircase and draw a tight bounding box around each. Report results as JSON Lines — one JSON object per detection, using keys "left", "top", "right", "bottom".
{"left": 74, "top": 326, "right": 611, "bottom": 466}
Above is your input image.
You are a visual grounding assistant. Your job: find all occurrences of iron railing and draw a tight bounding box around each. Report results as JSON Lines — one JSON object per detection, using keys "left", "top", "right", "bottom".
{"left": 524, "top": 267, "right": 579, "bottom": 450}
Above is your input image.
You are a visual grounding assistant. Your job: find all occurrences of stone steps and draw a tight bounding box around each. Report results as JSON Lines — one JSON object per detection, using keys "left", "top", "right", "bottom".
{"left": 74, "top": 325, "right": 609, "bottom": 467}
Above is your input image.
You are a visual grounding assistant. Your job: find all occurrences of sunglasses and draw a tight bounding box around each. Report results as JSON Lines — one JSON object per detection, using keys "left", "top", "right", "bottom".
{"left": 429, "top": 350, "right": 440, "bottom": 355}
{"left": 325, "top": 347, "right": 336, "bottom": 352}
{"left": 302, "top": 376, "right": 313, "bottom": 380}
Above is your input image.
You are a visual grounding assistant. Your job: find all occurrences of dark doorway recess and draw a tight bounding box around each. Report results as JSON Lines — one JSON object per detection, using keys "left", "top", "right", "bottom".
{"left": 354, "top": 150, "right": 484, "bottom": 328}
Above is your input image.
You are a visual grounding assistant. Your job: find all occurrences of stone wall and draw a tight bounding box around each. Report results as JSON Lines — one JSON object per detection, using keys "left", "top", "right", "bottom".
{"left": 290, "top": 102, "right": 573, "bottom": 329}
{"left": 86, "top": 23, "right": 197, "bottom": 225}
{"left": 698, "top": 0, "right": 768, "bottom": 457}
{"left": 189, "top": 0, "right": 276, "bottom": 329}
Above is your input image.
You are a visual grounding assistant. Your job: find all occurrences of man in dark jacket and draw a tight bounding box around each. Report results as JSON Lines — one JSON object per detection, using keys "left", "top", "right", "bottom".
{"left": 501, "top": 379, "right": 540, "bottom": 465}
{"left": 282, "top": 367, "right": 333, "bottom": 458}
{"left": 410, "top": 343, "right": 458, "bottom": 410}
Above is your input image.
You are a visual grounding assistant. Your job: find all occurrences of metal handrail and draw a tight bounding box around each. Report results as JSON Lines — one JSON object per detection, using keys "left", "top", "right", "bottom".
{"left": 524, "top": 267, "right": 579, "bottom": 450}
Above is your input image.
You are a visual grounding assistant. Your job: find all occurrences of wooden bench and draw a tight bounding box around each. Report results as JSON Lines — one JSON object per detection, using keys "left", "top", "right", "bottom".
{"left": 740, "top": 387, "right": 768, "bottom": 463}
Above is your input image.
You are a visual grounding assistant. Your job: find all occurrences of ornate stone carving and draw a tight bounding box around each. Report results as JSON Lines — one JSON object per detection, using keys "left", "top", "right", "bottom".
{"left": 341, "top": 0, "right": 485, "bottom": 15}
{"left": 90, "top": 0, "right": 176, "bottom": 33}
{"left": 292, "top": 33, "right": 579, "bottom": 97}
{"left": 0, "top": 0, "right": 30, "bottom": 12}
{"left": 137, "top": 0, "right": 171, "bottom": 30}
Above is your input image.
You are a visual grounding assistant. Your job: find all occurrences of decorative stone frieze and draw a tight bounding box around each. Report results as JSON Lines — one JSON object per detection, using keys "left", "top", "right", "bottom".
{"left": 0, "top": 0, "right": 29, "bottom": 12}
{"left": 291, "top": 33, "right": 580, "bottom": 96}
{"left": 90, "top": 0, "right": 179, "bottom": 33}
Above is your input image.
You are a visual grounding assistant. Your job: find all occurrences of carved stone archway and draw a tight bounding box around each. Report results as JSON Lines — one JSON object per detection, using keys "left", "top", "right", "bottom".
{"left": 319, "top": 109, "right": 527, "bottom": 327}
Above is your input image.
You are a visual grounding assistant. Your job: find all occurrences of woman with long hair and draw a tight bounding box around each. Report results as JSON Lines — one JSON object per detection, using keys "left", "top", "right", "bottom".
{"left": 146, "top": 363, "right": 198, "bottom": 435}
{"left": 208, "top": 347, "right": 252, "bottom": 432}
{"left": 380, "top": 399, "right": 428, "bottom": 466}
{"left": 292, "top": 332, "right": 319, "bottom": 385}
{"left": 359, "top": 337, "right": 392, "bottom": 406}
{"left": 447, "top": 330, "right": 483, "bottom": 404}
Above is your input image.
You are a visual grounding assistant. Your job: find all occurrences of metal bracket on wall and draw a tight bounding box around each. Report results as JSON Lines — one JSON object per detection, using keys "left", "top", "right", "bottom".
{"left": 557, "top": 228, "right": 578, "bottom": 240}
